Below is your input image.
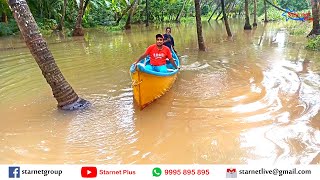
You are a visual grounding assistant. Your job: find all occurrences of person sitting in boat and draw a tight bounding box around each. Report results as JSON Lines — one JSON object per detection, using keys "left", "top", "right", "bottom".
{"left": 133, "top": 34, "right": 179, "bottom": 73}
{"left": 163, "top": 27, "right": 177, "bottom": 54}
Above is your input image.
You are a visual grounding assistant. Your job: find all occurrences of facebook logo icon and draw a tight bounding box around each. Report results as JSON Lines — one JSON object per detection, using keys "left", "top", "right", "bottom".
{"left": 8, "top": 167, "right": 20, "bottom": 178}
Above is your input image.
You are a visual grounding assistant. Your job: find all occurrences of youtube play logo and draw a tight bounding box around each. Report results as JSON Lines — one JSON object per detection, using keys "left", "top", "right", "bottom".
{"left": 81, "top": 167, "right": 97, "bottom": 178}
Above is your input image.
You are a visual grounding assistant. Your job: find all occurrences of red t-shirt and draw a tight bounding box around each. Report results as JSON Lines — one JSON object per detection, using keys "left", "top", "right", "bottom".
{"left": 145, "top": 44, "right": 172, "bottom": 66}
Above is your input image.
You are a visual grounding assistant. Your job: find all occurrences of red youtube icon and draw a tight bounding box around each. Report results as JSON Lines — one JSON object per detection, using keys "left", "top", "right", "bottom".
{"left": 81, "top": 167, "right": 97, "bottom": 178}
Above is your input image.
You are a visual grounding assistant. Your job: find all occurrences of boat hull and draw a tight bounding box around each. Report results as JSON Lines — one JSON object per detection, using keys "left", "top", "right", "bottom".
{"left": 131, "top": 69, "right": 177, "bottom": 110}
{"left": 130, "top": 48, "right": 180, "bottom": 110}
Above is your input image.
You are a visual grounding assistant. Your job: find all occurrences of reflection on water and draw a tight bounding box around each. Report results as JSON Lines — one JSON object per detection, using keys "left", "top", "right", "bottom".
{"left": 0, "top": 19, "right": 320, "bottom": 164}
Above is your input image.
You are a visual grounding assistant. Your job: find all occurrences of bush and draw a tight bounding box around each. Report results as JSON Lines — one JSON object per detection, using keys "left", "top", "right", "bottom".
{"left": 0, "top": 22, "right": 12, "bottom": 36}
{"left": 36, "top": 18, "right": 57, "bottom": 30}
{"left": 180, "top": 17, "right": 195, "bottom": 23}
{"left": 306, "top": 35, "right": 320, "bottom": 51}
{"left": 0, "top": 19, "right": 19, "bottom": 36}
{"left": 282, "top": 21, "right": 311, "bottom": 35}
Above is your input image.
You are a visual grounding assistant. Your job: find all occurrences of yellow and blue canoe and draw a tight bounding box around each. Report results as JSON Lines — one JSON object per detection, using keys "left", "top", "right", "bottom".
{"left": 130, "top": 49, "right": 180, "bottom": 110}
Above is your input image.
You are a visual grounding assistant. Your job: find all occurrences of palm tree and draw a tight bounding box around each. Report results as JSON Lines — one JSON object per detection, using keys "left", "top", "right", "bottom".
{"left": 244, "top": 0, "right": 252, "bottom": 30}
{"left": 73, "top": 0, "right": 85, "bottom": 36}
{"left": 308, "top": 0, "right": 320, "bottom": 36}
{"left": 7, "top": 0, "right": 89, "bottom": 110}
{"left": 146, "top": 0, "right": 149, "bottom": 26}
{"left": 253, "top": 0, "right": 257, "bottom": 26}
{"left": 194, "top": 0, "right": 206, "bottom": 51}
{"left": 221, "top": 0, "right": 232, "bottom": 36}
{"left": 264, "top": 0, "right": 268, "bottom": 22}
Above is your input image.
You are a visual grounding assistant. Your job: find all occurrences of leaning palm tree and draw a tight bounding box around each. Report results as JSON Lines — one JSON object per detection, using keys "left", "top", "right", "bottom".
{"left": 7, "top": 0, "right": 89, "bottom": 110}
{"left": 194, "top": 0, "right": 206, "bottom": 51}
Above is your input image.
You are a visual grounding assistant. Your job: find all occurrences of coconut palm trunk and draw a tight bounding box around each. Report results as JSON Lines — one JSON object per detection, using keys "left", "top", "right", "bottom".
{"left": 308, "top": 0, "right": 320, "bottom": 36}
{"left": 146, "top": 0, "right": 149, "bottom": 26}
{"left": 194, "top": 0, "right": 206, "bottom": 51}
{"left": 73, "top": 0, "right": 84, "bottom": 36}
{"left": 221, "top": 0, "right": 232, "bottom": 36}
{"left": 264, "top": 0, "right": 268, "bottom": 22}
{"left": 244, "top": 0, "right": 252, "bottom": 30}
{"left": 253, "top": 0, "right": 257, "bottom": 26}
{"left": 7, "top": 0, "right": 89, "bottom": 110}
{"left": 218, "top": 2, "right": 232, "bottom": 20}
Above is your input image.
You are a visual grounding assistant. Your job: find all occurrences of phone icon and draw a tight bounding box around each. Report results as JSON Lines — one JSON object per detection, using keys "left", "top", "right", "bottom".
{"left": 152, "top": 167, "right": 162, "bottom": 177}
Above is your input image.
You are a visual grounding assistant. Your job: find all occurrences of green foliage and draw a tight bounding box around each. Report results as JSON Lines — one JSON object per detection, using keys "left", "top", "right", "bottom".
{"left": 0, "top": 0, "right": 206, "bottom": 35}
{"left": 0, "top": 0, "right": 313, "bottom": 37}
{"left": 0, "top": 19, "right": 19, "bottom": 36}
{"left": 282, "top": 20, "right": 312, "bottom": 36}
{"left": 278, "top": 0, "right": 309, "bottom": 11}
{"left": 27, "top": 0, "right": 63, "bottom": 20}
{"left": 96, "top": 24, "right": 124, "bottom": 32}
{"left": 132, "top": 0, "right": 195, "bottom": 23}
{"left": 258, "top": 7, "right": 283, "bottom": 21}
{"left": 258, "top": 8, "right": 313, "bottom": 35}
{"left": 306, "top": 35, "right": 320, "bottom": 51}
{"left": 83, "top": 0, "right": 120, "bottom": 27}
{"left": 180, "top": 17, "right": 195, "bottom": 23}
{"left": 147, "top": 0, "right": 174, "bottom": 22}
{"left": 64, "top": 0, "right": 78, "bottom": 28}
{"left": 201, "top": 4, "right": 210, "bottom": 16}
{"left": 257, "top": 0, "right": 310, "bottom": 17}
{"left": 36, "top": 18, "right": 58, "bottom": 30}
{"left": 0, "top": 0, "right": 10, "bottom": 14}
{"left": 0, "top": 23, "right": 13, "bottom": 36}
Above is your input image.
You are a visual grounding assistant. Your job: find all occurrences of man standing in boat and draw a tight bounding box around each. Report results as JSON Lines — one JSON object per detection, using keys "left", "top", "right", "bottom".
{"left": 163, "top": 27, "right": 177, "bottom": 54}
{"left": 133, "top": 34, "right": 179, "bottom": 73}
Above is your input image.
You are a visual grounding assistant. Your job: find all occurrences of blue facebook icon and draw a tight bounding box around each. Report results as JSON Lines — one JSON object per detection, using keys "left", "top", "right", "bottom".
{"left": 9, "top": 167, "right": 20, "bottom": 178}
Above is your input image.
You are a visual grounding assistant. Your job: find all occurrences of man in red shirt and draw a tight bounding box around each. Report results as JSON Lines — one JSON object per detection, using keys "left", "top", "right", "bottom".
{"left": 133, "top": 34, "right": 179, "bottom": 73}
